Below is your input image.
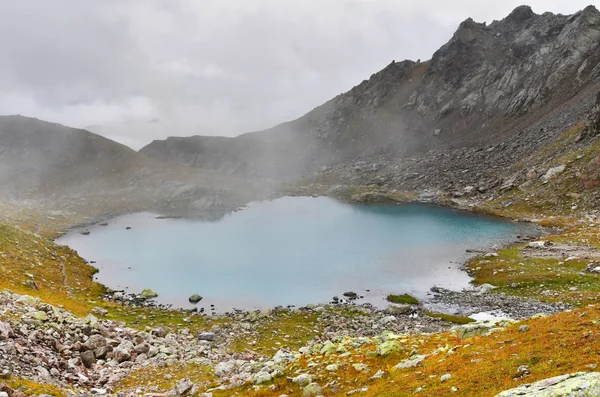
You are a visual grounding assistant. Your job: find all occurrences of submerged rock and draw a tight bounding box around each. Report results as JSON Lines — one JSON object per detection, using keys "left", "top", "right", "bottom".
{"left": 189, "top": 294, "right": 203, "bottom": 304}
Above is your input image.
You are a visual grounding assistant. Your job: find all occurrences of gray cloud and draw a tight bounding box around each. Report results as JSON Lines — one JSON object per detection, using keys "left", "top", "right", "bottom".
{"left": 0, "top": 0, "right": 593, "bottom": 149}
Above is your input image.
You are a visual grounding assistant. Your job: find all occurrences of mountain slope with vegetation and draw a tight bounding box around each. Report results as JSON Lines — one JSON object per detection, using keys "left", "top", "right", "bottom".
{"left": 3, "top": 5, "right": 600, "bottom": 397}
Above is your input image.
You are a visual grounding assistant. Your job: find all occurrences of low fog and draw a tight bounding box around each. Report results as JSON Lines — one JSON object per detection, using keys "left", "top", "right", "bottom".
{"left": 0, "top": 0, "right": 593, "bottom": 149}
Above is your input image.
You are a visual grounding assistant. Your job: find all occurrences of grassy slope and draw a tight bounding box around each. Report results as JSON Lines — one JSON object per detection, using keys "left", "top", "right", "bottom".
{"left": 1, "top": 124, "right": 600, "bottom": 395}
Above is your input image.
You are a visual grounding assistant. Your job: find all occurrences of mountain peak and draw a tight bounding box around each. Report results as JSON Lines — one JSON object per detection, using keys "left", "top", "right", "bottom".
{"left": 506, "top": 5, "right": 536, "bottom": 24}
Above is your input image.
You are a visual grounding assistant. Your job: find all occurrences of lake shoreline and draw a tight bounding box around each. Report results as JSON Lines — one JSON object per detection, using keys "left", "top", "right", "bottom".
{"left": 55, "top": 196, "right": 547, "bottom": 316}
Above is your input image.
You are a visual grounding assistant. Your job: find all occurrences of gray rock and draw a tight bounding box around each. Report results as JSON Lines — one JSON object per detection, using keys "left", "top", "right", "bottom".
{"left": 303, "top": 382, "right": 323, "bottom": 397}
{"left": 81, "top": 350, "right": 96, "bottom": 369}
{"left": 255, "top": 373, "right": 272, "bottom": 384}
{"left": 585, "top": 263, "right": 600, "bottom": 274}
{"left": 83, "top": 335, "right": 107, "bottom": 351}
{"left": 292, "top": 374, "right": 313, "bottom": 387}
{"left": 92, "top": 307, "right": 108, "bottom": 317}
{"left": 140, "top": 288, "right": 158, "bottom": 300}
{"left": 152, "top": 327, "right": 167, "bottom": 337}
{"left": 542, "top": 165, "right": 566, "bottom": 181}
{"left": 0, "top": 322, "right": 14, "bottom": 340}
{"left": 113, "top": 347, "right": 131, "bottom": 363}
{"left": 188, "top": 294, "right": 203, "bottom": 304}
{"left": 441, "top": 374, "right": 452, "bottom": 382}
{"left": 94, "top": 345, "right": 113, "bottom": 359}
{"left": 198, "top": 332, "right": 216, "bottom": 341}
{"left": 495, "top": 372, "right": 600, "bottom": 396}
{"left": 384, "top": 304, "right": 414, "bottom": 316}
{"left": 394, "top": 355, "right": 426, "bottom": 370}
{"left": 175, "top": 378, "right": 194, "bottom": 396}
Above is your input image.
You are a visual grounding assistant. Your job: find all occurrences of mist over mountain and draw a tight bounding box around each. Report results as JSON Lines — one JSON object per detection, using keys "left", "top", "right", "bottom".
{"left": 141, "top": 5, "right": 600, "bottom": 182}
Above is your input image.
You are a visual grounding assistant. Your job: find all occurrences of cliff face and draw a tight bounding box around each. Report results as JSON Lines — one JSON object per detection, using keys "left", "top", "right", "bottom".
{"left": 141, "top": 5, "right": 600, "bottom": 179}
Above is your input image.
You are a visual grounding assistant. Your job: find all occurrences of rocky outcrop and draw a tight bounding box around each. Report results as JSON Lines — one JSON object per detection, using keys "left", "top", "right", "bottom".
{"left": 495, "top": 372, "right": 600, "bottom": 396}
{"left": 141, "top": 6, "right": 600, "bottom": 182}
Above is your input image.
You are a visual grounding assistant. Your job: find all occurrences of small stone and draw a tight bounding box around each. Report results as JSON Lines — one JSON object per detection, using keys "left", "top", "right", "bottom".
{"left": 303, "top": 383, "right": 323, "bottom": 397}
{"left": 255, "top": 373, "right": 272, "bottom": 384}
{"left": 518, "top": 325, "right": 530, "bottom": 333}
{"left": 198, "top": 332, "right": 216, "bottom": 341}
{"left": 92, "top": 307, "right": 108, "bottom": 317}
{"left": 370, "top": 369, "right": 385, "bottom": 379}
{"left": 30, "top": 311, "right": 47, "bottom": 321}
{"left": 325, "top": 364, "right": 339, "bottom": 372}
{"left": 292, "top": 374, "right": 313, "bottom": 387}
{"left": 175, "top": 378, "right": 194, "bottom": 395}
{"left": 515, "top": 365, "right": 530, "bottom": 377}
{"left": 152, "top": 327, "right": 167, "bottom": 337}
{"left": 352, "top": 363, "right": 369, "bottom": 372}
{"left": 394, "top": 355, "right": 426, "bottom": 370}
{"left": 441, "top": 374, "right": 452, "bottom": 382}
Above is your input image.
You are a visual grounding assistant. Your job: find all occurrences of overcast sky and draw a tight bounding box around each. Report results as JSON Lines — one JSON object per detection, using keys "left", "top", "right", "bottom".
{"left": 0, "top": 1, "right": 593, "bottom": 149}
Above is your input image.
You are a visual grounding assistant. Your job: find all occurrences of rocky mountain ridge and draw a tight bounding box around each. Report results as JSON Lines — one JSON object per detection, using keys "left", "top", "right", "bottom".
{"left": 141, "top": 5, "right": 600, "bottom": 182}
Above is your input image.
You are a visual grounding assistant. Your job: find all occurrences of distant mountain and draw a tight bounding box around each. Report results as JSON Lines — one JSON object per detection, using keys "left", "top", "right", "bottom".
{"left": 0, "top": 116, "right": 263, "bottom": 214}
{"left": 140, "top": 5, "right": 600, "bottom": 179}
{"left": 0, "top": 115, "right": 142, "bottom": 196}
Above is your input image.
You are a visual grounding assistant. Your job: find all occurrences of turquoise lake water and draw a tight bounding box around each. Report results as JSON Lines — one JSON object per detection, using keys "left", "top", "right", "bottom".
{"left": 56, "top": 197, "right": 536, "bottom": 311}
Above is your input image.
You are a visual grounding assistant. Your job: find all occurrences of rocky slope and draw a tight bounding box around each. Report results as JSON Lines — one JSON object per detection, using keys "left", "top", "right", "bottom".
{"left": 141, "top": 5, "right": 600, "bottom": 182}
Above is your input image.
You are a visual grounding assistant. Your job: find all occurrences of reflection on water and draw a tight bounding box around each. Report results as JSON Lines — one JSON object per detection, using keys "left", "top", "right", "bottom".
{"left": 56, "top": 197, "right": 536, "bottom": 311}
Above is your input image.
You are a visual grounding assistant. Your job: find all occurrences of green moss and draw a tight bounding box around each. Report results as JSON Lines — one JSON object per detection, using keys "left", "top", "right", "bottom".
{"left": 424, "top": 310, "right": 476, "bottom": 324}
{"left": 386, "top": 294, "right": 419, "bottom": 305}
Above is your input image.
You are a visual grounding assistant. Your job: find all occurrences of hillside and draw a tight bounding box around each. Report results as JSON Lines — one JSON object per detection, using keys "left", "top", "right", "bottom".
{"left": 0, "top": 116, "right": 267, "bottom": 229}
{"left": 141, "top": 5, "right": 600, "bottom": 181}
{"left": 4, "top": 4, "right": 600, "bottom": 397}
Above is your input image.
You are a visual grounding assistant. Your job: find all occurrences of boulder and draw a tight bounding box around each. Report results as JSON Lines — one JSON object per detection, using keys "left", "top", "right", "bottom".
{"left": 83, "top": 335, "right": 107, "bottom": 352}
{"left": 255, "top": 373, "right": 272, "bottom": 385}
{"left": 376, "top": 340, "right": 405, "bottom": 356}
{"left": 585, "top": 263, "right": 600, "bottom": 274}
{"left": 188, "top": 294, "right": 203, "bottom": 304}
{"left": 292, "top": 374, "right": 313, "bottom": 387}
{"left": 80, "top": 350, "right": 96, "bottom": 369}
{"left": 542, "top": 165, "right": 566, "bottom": 181}
{"left": 139, "top": 288, "right": 158, "bottom": 300}
{"left": 94, "top": 345, "right": 113, "bottom": 360}
{"left": 495, "top": 372, "right": 600, "bottom": 396}
{"left": 0, "top": 322, "right": 14, "bottom": 340}
{"left": 384, "top": 304, "right": 414, "bottom": 316}
{"left": 457, "top": 322, "right": 497, "bottom": 339}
